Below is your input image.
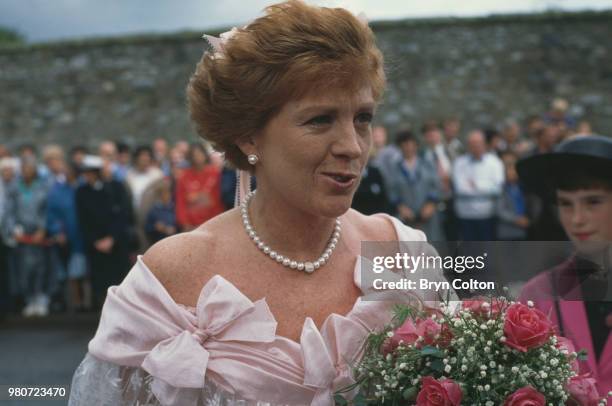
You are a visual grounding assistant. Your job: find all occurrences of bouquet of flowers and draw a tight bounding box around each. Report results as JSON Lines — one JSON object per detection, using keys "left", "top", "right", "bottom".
{"left": 335, "top": 297, "right": 610, "bottom": 405}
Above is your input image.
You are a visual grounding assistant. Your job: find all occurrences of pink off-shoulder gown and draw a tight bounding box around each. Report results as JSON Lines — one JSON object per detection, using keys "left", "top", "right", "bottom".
{"left": 68, "top": 214, "right": 448, "bottom": 405}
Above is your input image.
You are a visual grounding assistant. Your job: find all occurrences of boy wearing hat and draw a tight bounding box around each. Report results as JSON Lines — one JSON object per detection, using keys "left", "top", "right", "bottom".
{"left": 518, "top": 135, "right": 612, "bottom": 394}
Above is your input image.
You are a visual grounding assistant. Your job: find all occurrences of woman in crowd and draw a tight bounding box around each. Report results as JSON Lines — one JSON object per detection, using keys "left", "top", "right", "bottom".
{"left": 126, "top": 145, "right": 164, "bottom": 210}
{"left": 175, "top": 143, "right": 224, "bottom": 231}
{"left": 46, "top": 163, "right": 89, "bottom": 312}
{"left": 388, "top": 130, "right": 445, "bottom": 241}
{"left": 75, "top": 156, "right": 133, "bottom": 310}
{"left": 3, "top": 158, "right": 49, "bottom": 317}
{"left": 518, "top": 135, "right": 612, "bottom": 394}
{"left": 68, "top": 1, "right": 445, "bottom": 404}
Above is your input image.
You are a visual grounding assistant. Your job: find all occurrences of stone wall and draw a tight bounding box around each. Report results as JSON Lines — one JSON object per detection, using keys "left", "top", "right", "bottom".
{"left": 1, "top": 11, "right": 611, "bottom": 148}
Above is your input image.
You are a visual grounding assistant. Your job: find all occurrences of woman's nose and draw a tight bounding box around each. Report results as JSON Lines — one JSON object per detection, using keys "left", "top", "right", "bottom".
{"left": 331, "top": 124, "right": 365, "bottom": 160}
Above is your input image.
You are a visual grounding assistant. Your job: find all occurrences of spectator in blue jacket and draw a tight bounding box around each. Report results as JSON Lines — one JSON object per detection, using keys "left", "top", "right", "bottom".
{"left": 46, "top": 163, "right": 88, "bottom": 311}
{"left": 144, "top": 178, "right": 177, "bottom": 245}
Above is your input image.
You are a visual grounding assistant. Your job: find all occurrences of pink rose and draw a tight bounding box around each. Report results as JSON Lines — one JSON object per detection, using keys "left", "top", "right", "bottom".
{"left": 417, "top": 318, "right": 442, "bottom": 347}
{"left": 462, "top": 297, "right": 504, "bottom": 318}
{"left": 556, "top": 336, "right": 579, "bottom": 372}
{"left": 566, "top": 374, "right": 600, "bottom": 406}
{"left": 503, "top": 386, "right": 545, "bottom": 406}
{"left": 382, "top": 318, "right": 420, "bottom": 355}
{"left": 382, "top": 317, "right": 447, "bottom": 355}
{"left": 503, "top": 303, "right": 553, "bottom": 352}
{"left": 437, "top": 322, "right": 454, "bottom": 348}
{"left": 416, "top": 376, "right": 462, "bottom": 406}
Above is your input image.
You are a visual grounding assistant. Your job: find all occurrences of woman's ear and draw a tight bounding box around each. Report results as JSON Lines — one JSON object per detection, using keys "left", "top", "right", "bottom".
{"left": 235, "top": 135, "right": 258, "bottom": 157}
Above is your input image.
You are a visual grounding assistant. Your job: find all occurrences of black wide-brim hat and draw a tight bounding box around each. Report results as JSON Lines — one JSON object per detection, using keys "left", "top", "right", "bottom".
{"left": 516, "top": 135, "right": 612, "bottom": 193}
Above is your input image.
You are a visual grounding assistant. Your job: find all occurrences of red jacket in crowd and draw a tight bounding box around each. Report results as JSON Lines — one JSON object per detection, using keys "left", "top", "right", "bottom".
{"left": 175, "top": 165, "right": 225, "bottom": 229}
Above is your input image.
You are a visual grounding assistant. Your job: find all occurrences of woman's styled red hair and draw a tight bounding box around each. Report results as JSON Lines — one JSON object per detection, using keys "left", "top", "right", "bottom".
{"left": 187, "top": 0, "right": 386, "bottom": 170}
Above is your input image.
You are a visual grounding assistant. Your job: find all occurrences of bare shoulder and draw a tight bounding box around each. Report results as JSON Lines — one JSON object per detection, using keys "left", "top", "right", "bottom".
{"left": 344, "top": 209, "right": 398, "bottom": 242}
{"left": 143, "top": 229, "right": 215, "bottom": 293}
{"left": 143, "top": 215, "right": 240, "bottom": 306}
{"left": 142, "top": 210, "right": 242, "bottom": 305}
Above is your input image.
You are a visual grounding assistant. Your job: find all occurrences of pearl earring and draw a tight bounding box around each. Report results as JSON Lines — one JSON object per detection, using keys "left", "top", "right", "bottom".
{"left": 247, "top": 154, "right": 259, "bottom": 165}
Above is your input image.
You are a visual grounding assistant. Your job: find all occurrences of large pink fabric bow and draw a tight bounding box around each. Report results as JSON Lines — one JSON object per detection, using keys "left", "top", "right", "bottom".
{"left": 300, "top": 316, "right": 367, "bottom": 405}
{"left": 89, "top": 261, "right": 277, "bottom": 406}
{"left": 142, "top": 276, "right": 277, "bottom": 387}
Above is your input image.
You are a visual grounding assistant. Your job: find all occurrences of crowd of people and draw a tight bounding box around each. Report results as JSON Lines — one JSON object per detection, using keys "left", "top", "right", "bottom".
{"left": 0, "top": 97, "right": 596, "bottom": 319}
{"left": 356, "top": 98, "right": 594, "bottom": 244}
{"left": 0, "top": 139, "right": 230, "bottom": 318}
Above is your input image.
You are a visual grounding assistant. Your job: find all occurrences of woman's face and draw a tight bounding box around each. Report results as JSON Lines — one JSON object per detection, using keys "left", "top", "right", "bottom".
{"left": 557, "top": 188, "right": 612, "bottom": 247}
{"left": 21, "top": 163, "right": 37, "bottom": 182}
{"left": 400, "top": 140, "right": 418, "bottom": 159}
{"left": 191, "top": 147, "right": 208, "bottom": 167}
{"left": 136, "top": 152, "right": 152, "bottom": 170}
{"left": 249, "top": 86, "right": 375, "bottom": 218}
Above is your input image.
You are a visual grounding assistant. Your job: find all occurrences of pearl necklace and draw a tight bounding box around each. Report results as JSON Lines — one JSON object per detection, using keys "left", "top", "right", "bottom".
{"left": 240, "top": 190, "right": 341, "bottom": 273}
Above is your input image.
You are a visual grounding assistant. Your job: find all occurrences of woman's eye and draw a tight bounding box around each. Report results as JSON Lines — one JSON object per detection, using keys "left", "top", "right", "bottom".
{"left": 355, "top": 112, "right": 373, "bottom": 125}
{"left": 305, "top": 115, "right": 333, "bottom": 127}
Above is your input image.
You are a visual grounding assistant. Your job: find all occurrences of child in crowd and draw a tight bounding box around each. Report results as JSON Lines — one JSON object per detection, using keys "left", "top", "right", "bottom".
{"left": 144, "top": 178, "right": 177, "bottom": 245}
{"left": 497, "top": 152, "right": 530, "bottom": 240}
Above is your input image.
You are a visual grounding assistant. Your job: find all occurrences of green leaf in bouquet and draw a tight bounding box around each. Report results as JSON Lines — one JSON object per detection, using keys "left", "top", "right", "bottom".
{"left": 402, "top": 386, "right": 418, "bottom": 401}
{"left": 334, "top": 394, "right": 348, "bottom": 405}
{"left": 363, "top": 331, "right": 388, "bottom": 356}
{"left": 352, "top": 393, "right": 368, "bottom": 406}
{"left": 391, "top": 304, "right": 419, "bottom": 326}
{"left": 420, "top": 346, "right": 444, "bottom": 358}
{"left": 577, "top": 349, "right": 588, "bottom": 361}
{"left": 429, "top": 358, "right": 445, "bottom": 372}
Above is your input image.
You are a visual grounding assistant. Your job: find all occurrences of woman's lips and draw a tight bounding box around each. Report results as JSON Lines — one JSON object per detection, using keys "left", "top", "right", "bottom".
{"left": 321, "top": 172, "right": 358, "bottom": 191}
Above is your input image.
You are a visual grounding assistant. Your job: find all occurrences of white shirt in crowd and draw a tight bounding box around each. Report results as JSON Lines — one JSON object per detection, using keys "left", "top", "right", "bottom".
{"left": 452, "top": 152, "right": 505, "bottom": 220}
{"left": 126, "top": 167, "right": 164, "bottom": 209}
{"left": 425, "top": 144, "right": 451, "bottom": 174}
